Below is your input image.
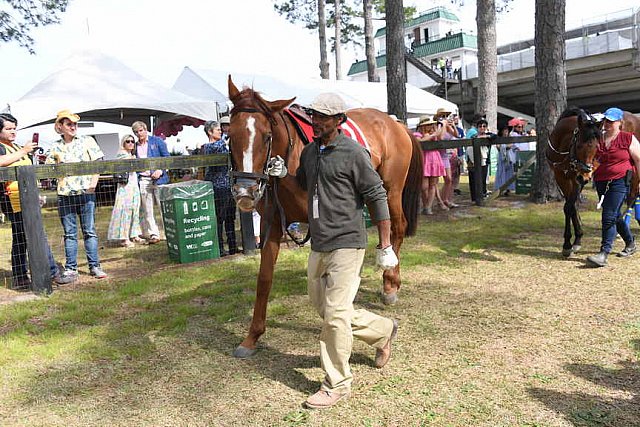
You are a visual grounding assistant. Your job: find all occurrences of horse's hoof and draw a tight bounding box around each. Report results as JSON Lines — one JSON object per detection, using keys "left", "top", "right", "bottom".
{"left": 561, "top": 248, "right": 573, "bottom": 258}
{"left": 233, "top": 345, "right": 257, "bottom": 359}
{"left": 571, "top": 244, "right": 581, "bottom": 254}
{"left": 381, "top": 292, "right": 398, "bottom": 306}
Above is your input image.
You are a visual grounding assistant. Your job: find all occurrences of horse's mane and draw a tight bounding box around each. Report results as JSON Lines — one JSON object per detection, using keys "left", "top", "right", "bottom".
{"left": 557, "top": 106, "right": 600, "bottom": 142}
{"left": 230, "top": 87, "right": 276, "bottom": 122}
{"left": 557, "top": 106, "right": 587, "bottom": 121}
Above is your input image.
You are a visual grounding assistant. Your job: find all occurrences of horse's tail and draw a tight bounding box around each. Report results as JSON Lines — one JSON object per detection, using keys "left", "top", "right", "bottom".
{"left": 402, "top": 129, "right": 423, "bottom": 236}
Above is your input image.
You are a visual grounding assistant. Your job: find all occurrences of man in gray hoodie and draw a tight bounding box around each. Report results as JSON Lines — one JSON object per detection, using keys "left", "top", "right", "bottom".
{"left": 266, "top": 93, "right": 399, "bottom": 409}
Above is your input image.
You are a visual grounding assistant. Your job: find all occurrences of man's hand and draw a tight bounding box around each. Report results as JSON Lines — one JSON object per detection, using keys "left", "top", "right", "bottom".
{"left": 266, "top": 155, "right": 287, "bottom": 178}
{"left": 376, "top": 245, "right": 398, "bottom": 270}
{"left": 151, "top": 170, "right": 163, "bottom": 180}
{"left": 20, "top": 141, "right": 36, "bottom": 155}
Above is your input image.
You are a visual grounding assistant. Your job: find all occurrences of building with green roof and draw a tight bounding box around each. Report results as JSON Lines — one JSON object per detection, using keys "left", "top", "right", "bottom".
{"left": 348, "top": 6, "right": 478, "bottom": 92}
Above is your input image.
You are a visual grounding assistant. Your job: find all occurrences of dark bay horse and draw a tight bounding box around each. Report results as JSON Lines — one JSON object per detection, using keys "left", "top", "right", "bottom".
{"left": 547, "top": 108, "right": 601, "bottom": 257}
{"left": 226, "top": 76, "right": 423, "bottom": 358}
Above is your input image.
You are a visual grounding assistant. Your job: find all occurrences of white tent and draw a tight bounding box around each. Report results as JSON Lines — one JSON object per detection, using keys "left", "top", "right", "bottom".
{"left": 9, "top": 50, "right": 217, "bottom": 129}
{"left": 172, "top": 67, "right": 458, "bottom": 118}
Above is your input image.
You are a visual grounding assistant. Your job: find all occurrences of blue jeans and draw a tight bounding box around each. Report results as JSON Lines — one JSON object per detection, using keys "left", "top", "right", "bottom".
{"left": 6, "top": 210, "right": 59, "bottom": 279}
{"left": 57, "top": 193, "right": 100, "bottom": 270}
{"left": 595, "top": 178, "right": 633, "bottom": 253}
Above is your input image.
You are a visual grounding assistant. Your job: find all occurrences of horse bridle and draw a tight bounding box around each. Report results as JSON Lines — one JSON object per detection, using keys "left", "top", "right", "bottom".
{"left": 228, "top": 107, "right": 275, "bottom": 202}
{"left": 228, "top": 107, "right": 309, "bottom": 245}
{"left": 547, "top": 118, "right": 597, "bottom": 175}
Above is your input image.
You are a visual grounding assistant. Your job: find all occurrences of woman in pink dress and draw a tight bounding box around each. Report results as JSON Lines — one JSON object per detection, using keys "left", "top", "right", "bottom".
{"left": 416, "top": 117, "right": 446, "bottom": 215}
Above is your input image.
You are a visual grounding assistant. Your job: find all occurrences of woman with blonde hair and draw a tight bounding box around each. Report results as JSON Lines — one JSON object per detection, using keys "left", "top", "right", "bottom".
{"left": 107, "top": 134, "right": 142, "bottom": 247}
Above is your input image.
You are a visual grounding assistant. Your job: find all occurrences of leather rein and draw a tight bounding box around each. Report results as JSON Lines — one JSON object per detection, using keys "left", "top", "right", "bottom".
{"left": 546, "top": 126, "right": 595, "bottom": 175}
{"left": 229, "top": 107, "right": 310, "bottom": 246}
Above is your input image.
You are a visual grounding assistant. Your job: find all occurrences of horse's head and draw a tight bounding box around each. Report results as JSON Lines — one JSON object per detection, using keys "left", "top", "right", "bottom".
{"left": 226, "top": 76, "right": 295, "bottom": 212}
{"left": 572, "top": 110, "right": 601, "bottom": 184}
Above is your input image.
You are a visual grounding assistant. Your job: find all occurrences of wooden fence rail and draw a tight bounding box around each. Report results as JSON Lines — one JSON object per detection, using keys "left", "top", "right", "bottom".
{"left": 3, "top": 137, "right": 536, "bottom": 294}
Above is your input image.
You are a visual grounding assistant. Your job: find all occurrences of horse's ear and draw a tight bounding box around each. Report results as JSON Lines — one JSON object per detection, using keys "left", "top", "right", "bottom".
{"left": 228, "top": 75, "right": 240, "bottom": 100}
{"left": 577, "top": 110, "right": 589, "bottom": 127}
{"left": 269, "top": 97, "right": 296, "bottom": 113}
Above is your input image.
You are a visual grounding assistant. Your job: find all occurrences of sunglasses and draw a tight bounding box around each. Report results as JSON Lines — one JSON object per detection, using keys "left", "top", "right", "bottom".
{"left": 124, "top": 139, "right": 135, "bottom": 143}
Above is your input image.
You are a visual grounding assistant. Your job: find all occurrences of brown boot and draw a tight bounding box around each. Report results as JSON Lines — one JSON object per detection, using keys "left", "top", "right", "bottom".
{"left": 375, "top": 319, "right": 398, "bottom": 368}
{"left": 304, "top": 389, "right": 350, "bottom": 409}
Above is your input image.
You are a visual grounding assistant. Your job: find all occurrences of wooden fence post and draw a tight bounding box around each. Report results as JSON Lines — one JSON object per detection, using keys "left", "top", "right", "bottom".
{"left": 17, "top": 165, "right": 52, "bottom": 295}
{"left": 239, "top": 211, "right": 256, "bottom": 255}
{"left": 472, "top": 138, "right": 484, "bottom": 206}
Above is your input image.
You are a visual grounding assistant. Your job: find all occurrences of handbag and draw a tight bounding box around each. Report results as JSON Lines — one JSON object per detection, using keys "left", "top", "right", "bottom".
{"left": 113, "top": 172, "right": 129, "bottom": 184}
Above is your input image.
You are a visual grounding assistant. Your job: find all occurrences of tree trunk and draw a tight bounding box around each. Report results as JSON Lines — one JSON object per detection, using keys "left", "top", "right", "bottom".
{"left": 318, "top": 0, "right": 330, "bottom": 79}
{"left": 475, "top": 0, "right": 497, "bottom": 131}
{"left": 385, "top": 0, "right": 406, "bottom": 121}
{"left": 531, "top": 0, "right": 566, "bottom": 203}
{"left": 334, "top": 0, "right": 343, "bottom": 79}
{"left": 364, "top": 0, "right": 379, "bottom": 82}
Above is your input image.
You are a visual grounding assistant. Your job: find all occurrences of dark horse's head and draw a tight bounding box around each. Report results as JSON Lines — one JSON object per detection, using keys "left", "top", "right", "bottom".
{"left": 227, "top": 76, "right": 295, "bottom": 212}
{"left": 551, "top": 108, "right": 601, "bottom": 186}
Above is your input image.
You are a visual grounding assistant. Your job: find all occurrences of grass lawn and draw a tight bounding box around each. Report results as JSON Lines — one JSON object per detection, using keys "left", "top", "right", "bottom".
{"left": 0, "top": 186, "right": 639, "bottom": 426}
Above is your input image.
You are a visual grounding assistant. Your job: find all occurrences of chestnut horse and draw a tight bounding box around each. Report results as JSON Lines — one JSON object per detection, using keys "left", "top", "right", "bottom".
{"left": 547, "top": 107, "right": 601, "bottom": 257}
{"left": 226, "top": 76, "right": 423, "bottom": 358}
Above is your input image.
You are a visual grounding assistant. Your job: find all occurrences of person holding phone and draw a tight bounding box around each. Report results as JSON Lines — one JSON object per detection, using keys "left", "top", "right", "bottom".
{"left": 0, "top": 113, "right": 71, "bottom": 289}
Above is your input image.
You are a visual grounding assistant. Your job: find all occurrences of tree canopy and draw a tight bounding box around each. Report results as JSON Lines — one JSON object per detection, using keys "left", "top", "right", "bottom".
{"left": 0, "top": 0, "right": 70, "bottom": 54}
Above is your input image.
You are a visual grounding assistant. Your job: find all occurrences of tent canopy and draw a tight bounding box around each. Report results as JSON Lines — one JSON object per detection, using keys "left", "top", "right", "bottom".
{"left": 10, "top": 50, "right": 217, "bottom": 131}
{"left": 172, "top": 67, "right": 458, "bottom": 118}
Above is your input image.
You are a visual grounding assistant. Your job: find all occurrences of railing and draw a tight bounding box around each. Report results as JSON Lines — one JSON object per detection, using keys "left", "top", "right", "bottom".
{"left": 0, "top": 154, "right": 258, "bottom": 294}
{"left": 421, "top": 135, "right": 538, "bottom": 207}
{"left": 3, "top": 139, "right": 537, "bottom": 294}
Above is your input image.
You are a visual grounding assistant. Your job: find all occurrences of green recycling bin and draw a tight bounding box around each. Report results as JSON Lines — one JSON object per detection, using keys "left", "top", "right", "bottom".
{"left": 159, "top": 180, "right": 219, "bottom": 263}
{"left": 515, "top": 151, "right": 536, "bottom": 195}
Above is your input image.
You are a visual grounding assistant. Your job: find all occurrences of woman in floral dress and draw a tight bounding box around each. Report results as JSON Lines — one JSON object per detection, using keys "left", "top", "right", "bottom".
{"left": 107, "top": 134, "right": 142, "bottom": 247}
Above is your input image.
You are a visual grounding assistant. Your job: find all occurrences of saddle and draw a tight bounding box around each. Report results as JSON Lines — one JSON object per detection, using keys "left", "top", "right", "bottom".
{"left": 284, "top": 105, "right": 371, "bottom": 150}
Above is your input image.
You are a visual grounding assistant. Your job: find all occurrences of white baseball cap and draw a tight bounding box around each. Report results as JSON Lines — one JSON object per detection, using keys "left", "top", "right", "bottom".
{"left": 308, "top": 93, "right": 347, "bottom": 116}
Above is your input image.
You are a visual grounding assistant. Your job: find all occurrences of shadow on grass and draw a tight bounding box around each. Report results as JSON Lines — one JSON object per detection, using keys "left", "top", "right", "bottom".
{"left": 406, "top": 198, "right": 601, "bottom": 265}
{"left": 529, "top": 339, "right": 640, "bottom": 426}
{"left": 10, "top": 248, "right": 388, "bottom": 414}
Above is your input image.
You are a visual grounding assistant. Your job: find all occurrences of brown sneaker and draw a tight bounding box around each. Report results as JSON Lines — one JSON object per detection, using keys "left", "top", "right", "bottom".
{"left": 304, "top": 389, "right": 350, "bottom": 409}
{"left": 375, "top": 319, "right": 398, "bottom": 368}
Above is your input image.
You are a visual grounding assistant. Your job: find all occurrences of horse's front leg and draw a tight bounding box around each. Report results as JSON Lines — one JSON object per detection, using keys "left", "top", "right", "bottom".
{"left": 381, "top": 191, "right": 407, "bottom": 305}
{"left": 561, "top": 199, "right": 575, "bottom": 257}
{"left": 233, "top": 222, "right": 283, "bottom": 358}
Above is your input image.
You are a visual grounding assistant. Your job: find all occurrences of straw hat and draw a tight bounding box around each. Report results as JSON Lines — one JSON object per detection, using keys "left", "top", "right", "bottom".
{"left": 418, "top": 116, "right": 436, "bottom": 127}
{"left": 55, "top": 109, "right": 80, "bottom": 124}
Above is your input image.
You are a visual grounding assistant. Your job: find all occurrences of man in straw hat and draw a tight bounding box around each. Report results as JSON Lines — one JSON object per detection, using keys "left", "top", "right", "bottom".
{"left": 266, "top": 93, "right": 399, "bottom": 409}
{"left": 46, "top": 110, "right": 108, "bottom": 281}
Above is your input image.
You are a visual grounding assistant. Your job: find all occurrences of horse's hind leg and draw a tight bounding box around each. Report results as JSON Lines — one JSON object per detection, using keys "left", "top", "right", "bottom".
{"left": 381, "top": 189, "right": 407, "bottom": 305}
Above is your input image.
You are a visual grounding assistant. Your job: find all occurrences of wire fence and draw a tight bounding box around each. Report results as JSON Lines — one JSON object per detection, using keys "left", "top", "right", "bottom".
{"left": 1, "top": 136, "right": 536, "bottom": 293}
{"left": 0, "top": 154, "right": 259, "bottom": 292}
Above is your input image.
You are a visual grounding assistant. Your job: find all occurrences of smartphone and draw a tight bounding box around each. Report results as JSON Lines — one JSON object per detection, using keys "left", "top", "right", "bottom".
{"left": 32, "top": 132, "right": 39, "bottom": 146}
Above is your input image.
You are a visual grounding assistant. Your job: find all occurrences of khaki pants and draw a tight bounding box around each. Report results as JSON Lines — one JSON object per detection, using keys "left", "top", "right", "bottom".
{"left": 139, "top": 177, "right": 164, "bottom": 239}
{"left": 308, "top": 248, "right": 394, "bottom": 393}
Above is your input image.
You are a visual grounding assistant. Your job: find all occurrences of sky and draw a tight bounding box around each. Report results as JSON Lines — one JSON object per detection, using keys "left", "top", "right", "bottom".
{"left": 0, "top": 0, "right": 637, "bottom": 150}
